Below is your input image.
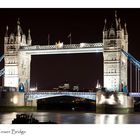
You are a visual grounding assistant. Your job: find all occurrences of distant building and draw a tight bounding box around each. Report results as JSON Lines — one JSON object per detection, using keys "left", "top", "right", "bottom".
{"left": 73, "top": 86, "right": 79, "bottom": 91}
{"left": 58, "top": 83, "right": 70, "bottom": 90}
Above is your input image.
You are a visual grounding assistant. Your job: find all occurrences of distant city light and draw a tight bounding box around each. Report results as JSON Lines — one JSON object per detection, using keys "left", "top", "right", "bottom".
{"left": 96, "top": 80, "right": 101, "bottom": 89}
{"left": 80, "top": 43, "right": 86, "bottom": 48}
{"left": 30, "top": 87, "right": 37, "bottom": 91}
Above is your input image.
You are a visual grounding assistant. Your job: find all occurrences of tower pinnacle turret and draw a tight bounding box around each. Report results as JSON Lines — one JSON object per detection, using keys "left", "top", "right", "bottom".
{"left": 124, "top": 23, "right": 128, "bottom": 35}
{"left": 4, "top": 26, "right": 9, "bottom": 44}
{"left": 103, "top": 18, "right": 107, "bottom": 31}
{"left": 115, "top": 11, "right": 118, "bottom": 30}
{"left": 27, "top": 29, "right": 32, "bottom": 46}
{"left": 16, "top": 18, "right": 23, "bottom": 36}
{"left": 118, "top": 18, "right": 121, "bottom": 30}
{"left": 115, "top": 11, "right": 117, "bottom": 17}
{"left": 5, "top": 26, "right": 8, "bottom": 37}
{"left": 17, "top": 18, "right": 20, "bottom": 25}
{"left": 17, "top": 19, "right": 21, "bottom": 36}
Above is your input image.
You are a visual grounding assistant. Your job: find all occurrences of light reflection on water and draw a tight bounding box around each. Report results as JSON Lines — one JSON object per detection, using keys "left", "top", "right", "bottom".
{"left": 0, "top": 112, "right": 140, "bottom": 124}
{"left": 95, "top": 114, "right": 127, "bottom": 124}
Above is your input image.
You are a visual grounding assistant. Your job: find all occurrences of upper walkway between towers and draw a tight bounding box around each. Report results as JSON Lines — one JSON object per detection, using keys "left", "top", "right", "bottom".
{"left": 19, "top": 43, "right": 103, "bottom": 55}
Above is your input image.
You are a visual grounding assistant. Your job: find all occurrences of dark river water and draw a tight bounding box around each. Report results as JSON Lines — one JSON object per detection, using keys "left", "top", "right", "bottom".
{"left": 1, "top": 111, "right": 140, "bottom": 124}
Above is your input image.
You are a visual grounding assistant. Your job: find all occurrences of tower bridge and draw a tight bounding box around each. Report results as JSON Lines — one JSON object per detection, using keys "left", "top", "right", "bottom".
{"left": 0, "top": 12, "right": 139, "bottom": 109}
{"left": 3, "top": 12, "right": 129, "bottom": 93}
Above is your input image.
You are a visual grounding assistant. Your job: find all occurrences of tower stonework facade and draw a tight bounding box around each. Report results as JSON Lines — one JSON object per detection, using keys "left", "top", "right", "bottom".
{"left": 103, "top": 12, "right": 128, "bottom": 91}
{"left": 4, "top": 19, "right": 32, "bottom": 91}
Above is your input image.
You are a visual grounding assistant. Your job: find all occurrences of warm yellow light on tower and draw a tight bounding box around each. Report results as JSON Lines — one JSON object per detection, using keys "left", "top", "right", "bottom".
{"left": 13, "top": 96, "right": 18, "bottom": 104}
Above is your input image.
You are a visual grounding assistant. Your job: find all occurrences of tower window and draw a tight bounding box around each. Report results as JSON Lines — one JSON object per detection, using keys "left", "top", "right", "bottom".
{"left": 109, "top": 28, "right": 115, "bottom": 38}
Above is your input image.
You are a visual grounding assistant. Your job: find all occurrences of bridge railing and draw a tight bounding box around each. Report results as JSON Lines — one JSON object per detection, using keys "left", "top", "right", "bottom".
{"left": 20, "top": 43, "right": 103, "bottom": 51}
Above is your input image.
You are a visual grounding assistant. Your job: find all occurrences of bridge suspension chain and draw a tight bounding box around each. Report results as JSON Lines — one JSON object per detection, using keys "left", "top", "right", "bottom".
{"left": 0, "top": 55, "right": 4, "bottom": 62}
{"left": 121, "top": 49, "right": 140, "bottom": 92}
{"left": 121, "top": 49, "right": 140, "bottom": 69}
{"left": 0, "top": 55, "right": 4, "bottom": 77}
{"left": 0, "top": 68, "right": 4, "bottom": 76}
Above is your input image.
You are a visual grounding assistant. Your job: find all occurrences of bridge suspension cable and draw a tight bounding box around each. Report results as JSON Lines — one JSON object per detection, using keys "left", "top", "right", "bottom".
{"left": 121, "top": 49, "right": 140, "bottom": 92}
{"left": 0, "top": 55, "right": 4, "bottom": 77}
{"left": 121, "top": 49, "right": 140, "bottom": 69}
{"left": 0, "top": 55, "right": 4, "bottom": 63}
{"left": 0, "top": 68, "right": 4, "bottom": 77}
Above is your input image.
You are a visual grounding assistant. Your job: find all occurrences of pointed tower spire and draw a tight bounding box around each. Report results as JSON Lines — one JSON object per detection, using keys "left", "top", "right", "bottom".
{"left": 124, "top": 23, "right": 128, "bottom": 35}
{"left": 5, "top": 25, "right": 8, "bottom": 37}
{"left": 4, "top": 25, "right": 9, "bottom": 44}
{"left": 27, "top": 29, "right": 31, "bottom": 40}
{"left": 27, "top": 29, "right": 32, "bottom": 46}
{"left": 96, "top": 80, "right": 101, "bottom": 89}
{"left": 17, "top": 18, "right": 20, "bottom": 25}
{"left": 118, "top": 18, "right": 121, "bottom": 30}
{"left": 115, "top": 10, "right": 118, "bottom": 30}
{"left": 17, "top": 18, "right": 21, "bottom": 36}
{"left": 115, "top": 10, "right": 117, "bottom": 18}
{"left": 103, "top": 18, "right": 107, "bottom": 31}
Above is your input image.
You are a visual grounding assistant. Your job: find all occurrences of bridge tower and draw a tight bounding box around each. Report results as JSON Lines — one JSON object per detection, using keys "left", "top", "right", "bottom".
{"left": 103, "top": 11, "right": 128, "bottom": 92}
{"left": 4, "top": 19, "right": 32, "bottom": 91}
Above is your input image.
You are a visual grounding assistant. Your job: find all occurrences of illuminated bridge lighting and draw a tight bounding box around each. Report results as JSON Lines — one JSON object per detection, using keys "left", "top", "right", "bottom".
{"left": 129, "top": 93, "right": 140, "bottom": 97}
{"left": 20, "top": 43, "right": 104, "bottom": 55}
{"left": 25, "top": 91, "right": 96, "bottom": 101}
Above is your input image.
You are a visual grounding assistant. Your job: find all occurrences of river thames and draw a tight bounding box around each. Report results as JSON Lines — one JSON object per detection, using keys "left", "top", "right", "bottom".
{"left": 1, "top": 111, "right": 140, "bottom": 124}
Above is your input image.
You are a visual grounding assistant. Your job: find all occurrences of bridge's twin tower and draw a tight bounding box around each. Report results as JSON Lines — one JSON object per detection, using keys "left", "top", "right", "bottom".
{"left": 4, "top": 19, "right": 32, "bottom": 91}
{"left": 3, "top": 12, "right": 128, "bottom": 92}
{"left": 103, "top": 12, "right": 128, "bottom": 91}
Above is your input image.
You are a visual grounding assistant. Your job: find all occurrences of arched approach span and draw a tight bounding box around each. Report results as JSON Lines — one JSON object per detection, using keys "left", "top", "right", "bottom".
{"left": 25, "top": 91, "right": 96, "bottom": 101}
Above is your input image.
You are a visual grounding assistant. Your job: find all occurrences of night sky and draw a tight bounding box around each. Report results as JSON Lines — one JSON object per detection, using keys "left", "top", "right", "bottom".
{"left": 0, "top": 8, "right": 140, "bottom": 90}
